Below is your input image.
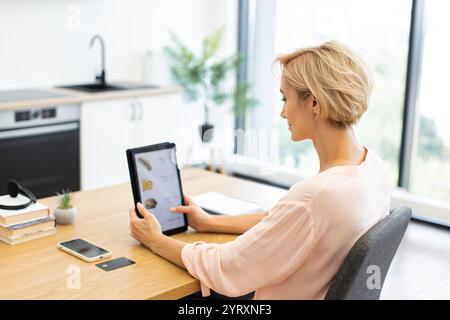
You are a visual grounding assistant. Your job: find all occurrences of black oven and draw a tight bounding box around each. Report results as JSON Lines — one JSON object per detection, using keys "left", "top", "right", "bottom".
{"left": 0, "top": 104, "right": 80, "bottom": 199}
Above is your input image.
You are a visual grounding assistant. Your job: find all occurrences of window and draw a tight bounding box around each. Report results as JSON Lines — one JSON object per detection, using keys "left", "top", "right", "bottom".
{"left": 237, "top": 0, "right": 450, "bottom": 223}
{"left": 409, "top": 0, "right": 450, "bottom": 202}
{"left": 245, "top": 0, "right": 412, "bottom": 182}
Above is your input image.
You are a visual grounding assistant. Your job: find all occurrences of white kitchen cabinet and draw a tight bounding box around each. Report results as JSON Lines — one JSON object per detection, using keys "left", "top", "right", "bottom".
{"left": 81, "top": 97, "right": 137, "bottom": 190}
{"left": 80, "top": 92, "right": 184, "bottom": 190}
{"left": 136, "top": 94, "right": 184, "bottom": 146}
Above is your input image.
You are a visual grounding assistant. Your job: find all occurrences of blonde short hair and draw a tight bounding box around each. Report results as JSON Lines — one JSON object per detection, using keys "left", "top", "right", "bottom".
{"left": 275, "top": 41, "right": 373, "bottom": 127}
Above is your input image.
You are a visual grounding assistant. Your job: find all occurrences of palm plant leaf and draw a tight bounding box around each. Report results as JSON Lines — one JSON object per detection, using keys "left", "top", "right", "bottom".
{"left": 164, "top": 28, "right": 257, "bottom": 119}
{"left": 202, "top": 27, "right": 225, "bottom": 61}
{"left": 233, "top": 82, "right": 258, "bottom": 116}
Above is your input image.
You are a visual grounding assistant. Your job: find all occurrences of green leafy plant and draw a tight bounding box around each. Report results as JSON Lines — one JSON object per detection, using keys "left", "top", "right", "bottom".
{"left": 163, "top": 28, "right": 257, "bottom": 124}
{"left": 56, "top": 189, "right": 73, "bottom": 210}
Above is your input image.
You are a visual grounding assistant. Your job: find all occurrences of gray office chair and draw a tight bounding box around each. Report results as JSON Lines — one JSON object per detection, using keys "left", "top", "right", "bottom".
{"left": 324, "top": 207, "right": 412, "bottom": 300}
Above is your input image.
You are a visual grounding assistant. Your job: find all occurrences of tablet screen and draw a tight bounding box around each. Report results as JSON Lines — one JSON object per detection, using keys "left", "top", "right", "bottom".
{"left": 133, "top": 146, "right": 185, "bottom": 232}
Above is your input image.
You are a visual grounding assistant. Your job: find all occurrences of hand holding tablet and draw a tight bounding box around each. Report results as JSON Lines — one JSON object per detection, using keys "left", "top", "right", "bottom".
{"left": 126, "top": 142, "right": 188, "bottom": 235}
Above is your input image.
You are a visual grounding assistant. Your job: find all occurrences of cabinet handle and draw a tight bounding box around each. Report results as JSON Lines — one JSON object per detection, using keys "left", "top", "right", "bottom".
{"left": 130, "top": 101, "right": 136, "bottom": 121}
{"left": 138, "top": 101, "right": 144, "bottom": 121}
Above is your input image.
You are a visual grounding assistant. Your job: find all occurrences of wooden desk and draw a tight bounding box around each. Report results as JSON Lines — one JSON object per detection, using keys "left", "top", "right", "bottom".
{"left": 0, "top": 168, "right": 286, "bottom": 299}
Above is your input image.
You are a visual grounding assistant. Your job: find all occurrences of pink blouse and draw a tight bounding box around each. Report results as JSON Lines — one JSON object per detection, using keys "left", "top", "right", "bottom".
{"left": 181, "top": 149, "right": 392, "bottom": 299}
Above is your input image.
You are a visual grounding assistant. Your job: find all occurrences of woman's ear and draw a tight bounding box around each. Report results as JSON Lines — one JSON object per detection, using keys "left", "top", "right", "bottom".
{"left": 312, "top": 96, "right": 319, "bottom": 115}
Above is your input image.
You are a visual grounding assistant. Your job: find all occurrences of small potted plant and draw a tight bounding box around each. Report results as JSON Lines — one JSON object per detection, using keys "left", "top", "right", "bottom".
{"left": 54, "top": 189, "right": 76, "bottom": 225}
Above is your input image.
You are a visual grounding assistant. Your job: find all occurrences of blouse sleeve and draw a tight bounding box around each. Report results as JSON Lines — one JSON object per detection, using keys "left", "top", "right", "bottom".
{"left": 181, "top": 201, "right": 315, "bottom": 297}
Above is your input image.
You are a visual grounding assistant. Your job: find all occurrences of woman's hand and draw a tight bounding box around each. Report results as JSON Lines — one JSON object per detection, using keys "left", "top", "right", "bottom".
{"left": 129, "top": 202, "right": 164, "bottom": 251}
{"left": 129, "top": 203, "right": 187, "bottom": 269}
{"left": 170, "top": 194, "right": 212, "bottom": 232}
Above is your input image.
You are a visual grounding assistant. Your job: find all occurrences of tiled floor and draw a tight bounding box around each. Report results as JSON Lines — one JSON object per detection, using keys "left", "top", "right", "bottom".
{"left": 381, "top": 220, "right": 450, "bottom": 299}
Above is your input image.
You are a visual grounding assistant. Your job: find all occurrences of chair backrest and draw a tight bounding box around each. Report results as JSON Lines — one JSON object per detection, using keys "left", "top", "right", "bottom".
{"left": 324, "top": 207, "right": 412, "bottom": 300}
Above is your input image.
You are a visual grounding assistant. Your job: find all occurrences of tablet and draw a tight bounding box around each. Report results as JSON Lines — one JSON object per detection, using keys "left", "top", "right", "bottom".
{"left": 126, "top": 142, "right": 188, "bottom": 235}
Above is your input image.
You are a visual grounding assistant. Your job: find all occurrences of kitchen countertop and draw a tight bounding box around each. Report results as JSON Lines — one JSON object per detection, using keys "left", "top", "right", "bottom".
{"left": 0, "top": 84, "right": 183, "bottom": 111}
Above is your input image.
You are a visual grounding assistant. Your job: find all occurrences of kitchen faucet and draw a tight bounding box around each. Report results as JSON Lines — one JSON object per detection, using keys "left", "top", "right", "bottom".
{"left": 89, "top": 35, "right": 106, "bottom": 86}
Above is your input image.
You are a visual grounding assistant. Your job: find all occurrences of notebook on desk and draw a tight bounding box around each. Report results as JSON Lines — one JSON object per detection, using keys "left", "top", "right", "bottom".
{"left": 192, "top": 192, "right": 263, "bottom": 216}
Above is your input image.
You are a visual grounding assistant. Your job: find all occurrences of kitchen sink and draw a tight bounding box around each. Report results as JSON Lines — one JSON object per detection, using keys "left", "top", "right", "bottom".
{"left": 57, "top": 82, "right": 159, "bottom": 93}
{"left": 58, "top": 83, "right": 124, "bottom": 93}
{"left": 58, "top": 36, "right": 159, "bottom": 94}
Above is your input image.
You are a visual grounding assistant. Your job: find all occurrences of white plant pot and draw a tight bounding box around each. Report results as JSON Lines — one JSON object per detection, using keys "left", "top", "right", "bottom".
{"left": 54, "top": 207, "right": 77, "bottom": 225}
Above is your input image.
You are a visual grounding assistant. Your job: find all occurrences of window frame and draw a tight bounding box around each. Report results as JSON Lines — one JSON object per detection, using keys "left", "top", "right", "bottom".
{"left": 234, "top": 0, "right": 250, "bottom": 154}
{"left": 398, "top": 0, "right": 425, "bottom": 189}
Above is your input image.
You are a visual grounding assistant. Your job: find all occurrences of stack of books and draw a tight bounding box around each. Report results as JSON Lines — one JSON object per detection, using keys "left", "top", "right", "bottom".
{"left": 0, "top": 195, "right": 55, "bottom": 245}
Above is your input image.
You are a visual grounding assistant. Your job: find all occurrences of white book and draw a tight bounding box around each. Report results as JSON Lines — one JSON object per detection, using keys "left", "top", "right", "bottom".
{"left": 0, "top": 216, "right": 56, "bottom": 239}
{"left": 0, "top": 227, "right": 56, "bottom": 245}
{"left": 0, "top": 195, "right": 50, "bottom": 225}
{"left": 192, "top": 192, "right": 263, "bottom": 216}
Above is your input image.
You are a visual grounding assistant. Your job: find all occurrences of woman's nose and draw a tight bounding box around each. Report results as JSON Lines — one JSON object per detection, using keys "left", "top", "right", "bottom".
{"left": 280, "top": 106, "right": 286, "bottom": 119}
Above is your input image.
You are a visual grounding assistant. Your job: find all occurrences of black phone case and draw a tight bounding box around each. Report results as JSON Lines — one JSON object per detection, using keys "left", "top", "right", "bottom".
{"left": 96, "top": 257, "right": 135, "bottom": 271}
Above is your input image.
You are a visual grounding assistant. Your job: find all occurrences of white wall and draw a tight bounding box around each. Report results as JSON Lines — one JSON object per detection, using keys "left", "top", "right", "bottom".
{"left": 0, "top": 0, "right": 239, "bottom": 164}
{"left": 0, "top": 0, "right": 238, "bottom": 89}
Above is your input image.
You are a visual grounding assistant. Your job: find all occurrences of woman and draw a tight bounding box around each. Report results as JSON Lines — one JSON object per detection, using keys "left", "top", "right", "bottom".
{"left": 129, "top": 41, "right": 392, "bottom": 300}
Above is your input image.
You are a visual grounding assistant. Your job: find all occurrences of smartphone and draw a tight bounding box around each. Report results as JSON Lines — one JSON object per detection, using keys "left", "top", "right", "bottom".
{"left": 57, "top": 238, "right": 111, "bottom": 262}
